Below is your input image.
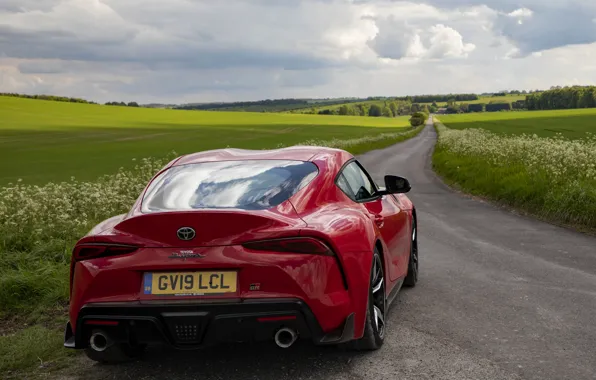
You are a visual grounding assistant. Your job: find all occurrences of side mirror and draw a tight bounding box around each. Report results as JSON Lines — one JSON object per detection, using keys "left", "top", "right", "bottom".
{"left": 383, "top": 175, "right": 411, "bottom": 194}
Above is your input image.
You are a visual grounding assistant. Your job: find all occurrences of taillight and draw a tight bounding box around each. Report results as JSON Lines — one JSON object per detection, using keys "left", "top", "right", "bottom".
{"left": 72, "top": 244, "right": 138, "bottom": 261}
{"left": 70, "top": 244, "right": 138, "bottom": 296}
{"left": 242, "top": 237, "right": 333, "bottom": 256}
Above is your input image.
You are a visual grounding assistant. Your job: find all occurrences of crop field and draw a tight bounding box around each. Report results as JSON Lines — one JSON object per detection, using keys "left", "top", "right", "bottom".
{"left": 438, "top": 108, "right": 596, "bottom": 138}
{"left": 0, "top": 96, "right": 411, "bottom": 185}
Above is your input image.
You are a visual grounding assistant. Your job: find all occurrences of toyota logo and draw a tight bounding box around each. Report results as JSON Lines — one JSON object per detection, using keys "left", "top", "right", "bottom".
{"left": 177, "top": 227, "right": 196, "bottom": 241}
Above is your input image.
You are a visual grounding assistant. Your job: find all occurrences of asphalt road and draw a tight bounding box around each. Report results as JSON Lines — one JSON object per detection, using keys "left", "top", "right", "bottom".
{"left": 74, "top": 118, "right": 596, "bottom": 380}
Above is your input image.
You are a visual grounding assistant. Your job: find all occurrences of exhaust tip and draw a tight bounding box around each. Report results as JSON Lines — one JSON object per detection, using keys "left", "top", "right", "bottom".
{"left": 274, "top": 327, "right": 298, "bottom": 348}
{"left": 89, "top": 332, "right": 110, "bottom": 352}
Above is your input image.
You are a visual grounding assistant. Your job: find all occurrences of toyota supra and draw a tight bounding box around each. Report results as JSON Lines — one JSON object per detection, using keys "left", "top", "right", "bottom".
{"left": 65, "top": 146, "right": 419, "bottom": 363}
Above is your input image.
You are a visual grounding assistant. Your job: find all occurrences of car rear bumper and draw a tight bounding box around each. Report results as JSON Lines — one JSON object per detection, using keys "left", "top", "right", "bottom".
{"left": 64, "top": 298, "right": 355, "bottom": 350}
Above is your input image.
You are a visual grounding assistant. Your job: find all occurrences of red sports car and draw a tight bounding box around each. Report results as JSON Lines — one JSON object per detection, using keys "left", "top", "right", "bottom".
{"left": 65, "top": 146, "right": 418, "bottom": 363}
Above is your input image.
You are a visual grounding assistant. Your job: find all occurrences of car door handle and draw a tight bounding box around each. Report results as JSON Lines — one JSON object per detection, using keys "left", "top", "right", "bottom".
{"left": 373, "top": 215, "right": 384, "bottom": 228}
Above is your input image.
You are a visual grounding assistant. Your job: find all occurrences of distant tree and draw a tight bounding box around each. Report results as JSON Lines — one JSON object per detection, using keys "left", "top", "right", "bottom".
{"left": 429, "top": 105, "right": 438, "bottom": 113}
{"left": 389, "top": 102, "right": 398, "bottom": 117}
{"left": 409, "top": 112, "right": 428, "bottom": 127}
{"left": 356, "top": 104, "right": 370, "bottom": 116}
{"left": 468, "top": 104, "right": 484, "bottom": 112}
{"left": 486, "top": 103, "right": 512, "bottom": 112}
{"left": 337, "top": 104, "right": 356, "bottom": 116}
{"left": 447, "top": 98, "right": 456, "bottom": 107}
{"left": 512, "top": 100, "right": 526, "bottom": 110}
{"left": 368, "top": 104, "right": 383, "bottom": 117}
{"left": 399, "top": 102, "right": 412, "bottom": 115}
{"left": 127, "top": 102, "right": 139, "bottom": 107}
{"left": 382, "top": 106, "right": 393, "bottom": 118}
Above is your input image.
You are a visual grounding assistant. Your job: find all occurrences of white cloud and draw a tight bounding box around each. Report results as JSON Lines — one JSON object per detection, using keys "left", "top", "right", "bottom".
{"left": 373, "top": 24, "right": 476, "bottom": 60}
{"left": 406, "top": 34, "right": 428, "bottom": 59}
{"left": 508, "top": 8, "right": 534, "bottom": 18}
{"left": 426, "top": 24, "right": 476, "bottom": 58}
{"left": 507, "top": 7, "right": 533, "bottom": 25}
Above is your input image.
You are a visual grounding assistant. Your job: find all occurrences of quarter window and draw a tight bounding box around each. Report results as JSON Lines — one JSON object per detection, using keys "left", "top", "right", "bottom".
{"left": 337, "top": 162, "right": 377, "bottom": 201}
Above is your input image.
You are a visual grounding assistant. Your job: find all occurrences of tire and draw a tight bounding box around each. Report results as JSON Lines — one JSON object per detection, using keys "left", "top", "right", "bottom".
{"left": 404, "top": 217, "right": 418, "bottom": 287}
{"left": 349, "top": 248, "right": 386, "bottom": 350}
{"left": 84, "top": 333, "right": 145, "bottom": 364}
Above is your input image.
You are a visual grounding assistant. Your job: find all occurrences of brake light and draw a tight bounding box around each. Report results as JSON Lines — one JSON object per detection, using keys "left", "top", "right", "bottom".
{"left": 242, "top": 237, "right": 333, "bottom": 255}
{"left": 73, "top": 244, "right": 138, "bottom": 261}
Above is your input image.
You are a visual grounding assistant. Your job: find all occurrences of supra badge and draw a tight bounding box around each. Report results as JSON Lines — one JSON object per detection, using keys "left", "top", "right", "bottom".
{"left": 168, "top": 250, "right": 206, "bottom": 260}
{"left": 177, "top": 227, "right": 196, "bottom": 241}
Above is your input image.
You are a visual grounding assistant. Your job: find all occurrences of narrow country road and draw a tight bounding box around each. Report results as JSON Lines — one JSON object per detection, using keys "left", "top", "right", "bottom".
{"left": 75, "top": 118, "right": 596, "bottom": 380}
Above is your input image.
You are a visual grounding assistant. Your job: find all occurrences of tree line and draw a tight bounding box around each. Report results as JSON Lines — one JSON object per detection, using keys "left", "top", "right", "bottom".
{"left": 174, "top": 98, "right": 365, "bottom": 112}
{"left": 443, "top": 100, "right": 527, "bottom": 114}
{"left": 176, "top": 98, "right": 310, "bottom": 110}
{"left": 397, "top": 94, "right": 479, "bottom": 103}
{"left": 105, "top": 101, "right": 140, "bottom": 107}
{"left": 311, "top": 100, "right": 438, "bottom": 119}
{"left": 0, "top": 92, "right": 95, "bottom": 104}
{"left": 526, "top": 86, "right": 596, "bottom": 110}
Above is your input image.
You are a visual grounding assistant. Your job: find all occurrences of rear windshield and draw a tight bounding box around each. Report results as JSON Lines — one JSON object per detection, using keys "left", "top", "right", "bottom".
{"left": 141, "top": 160, "right": 318, "bottom": 212}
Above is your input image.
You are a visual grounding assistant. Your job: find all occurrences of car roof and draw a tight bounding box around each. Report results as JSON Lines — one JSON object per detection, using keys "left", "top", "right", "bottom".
{"left": 173, "top": 146, "right": 350, "bottom": 166}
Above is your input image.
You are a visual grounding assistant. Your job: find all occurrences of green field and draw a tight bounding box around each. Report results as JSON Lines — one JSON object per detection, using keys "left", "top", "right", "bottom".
{"left": 0, "top": 96, "right": 410, "bottom": 184}
{"left": 428, "top": 95, "right": 526, "bottom": 106}
{"left": 438, "top": 108, "right": 596, "bottom": 138}
{"left": 293, "top": 95, "right": 527, "bottom": 114}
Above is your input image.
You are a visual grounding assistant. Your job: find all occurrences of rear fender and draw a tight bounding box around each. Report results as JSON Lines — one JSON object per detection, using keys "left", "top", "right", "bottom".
{"left": 298, "top": 207, "right": 379, "bottom": 339}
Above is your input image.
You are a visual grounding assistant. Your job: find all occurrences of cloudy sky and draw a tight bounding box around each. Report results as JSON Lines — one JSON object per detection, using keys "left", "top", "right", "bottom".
{"left": 1, "top": 0, "right": 595, "bottom": 104}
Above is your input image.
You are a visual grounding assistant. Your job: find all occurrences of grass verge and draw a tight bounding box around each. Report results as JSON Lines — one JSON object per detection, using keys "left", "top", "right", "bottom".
{"left": 0, "top": 124, "right": 424, "bottom": 376}
{"left": 0, "top": 326, "right": 75, "bottom": 378}
{"left": 432, "top": 121, "right": 596, "bottom": 233}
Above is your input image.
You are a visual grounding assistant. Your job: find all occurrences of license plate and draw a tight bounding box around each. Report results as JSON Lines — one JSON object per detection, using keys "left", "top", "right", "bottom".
{"left": 143, "top": 271, "right": 237, "bottom": 296}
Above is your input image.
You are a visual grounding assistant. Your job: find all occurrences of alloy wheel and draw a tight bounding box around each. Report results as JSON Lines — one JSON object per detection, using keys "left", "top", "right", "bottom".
{"left": 371, "top": 253, "right": 386, "bottom": 339}
{"left": 411, "top": 223, "right": 418, "bottom": 280}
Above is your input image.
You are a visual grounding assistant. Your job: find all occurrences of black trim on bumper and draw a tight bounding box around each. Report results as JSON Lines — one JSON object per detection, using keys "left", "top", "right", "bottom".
{"left": 66, "top": 298, "right": 355, "bottom": 349}
{"left": 64, "top": 321, "right": 75, "bottom": 348}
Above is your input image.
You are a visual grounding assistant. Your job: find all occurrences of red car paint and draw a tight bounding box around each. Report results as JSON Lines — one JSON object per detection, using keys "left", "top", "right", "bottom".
{"left": 68, "top": 146, "right": 415, "bottom": 345}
